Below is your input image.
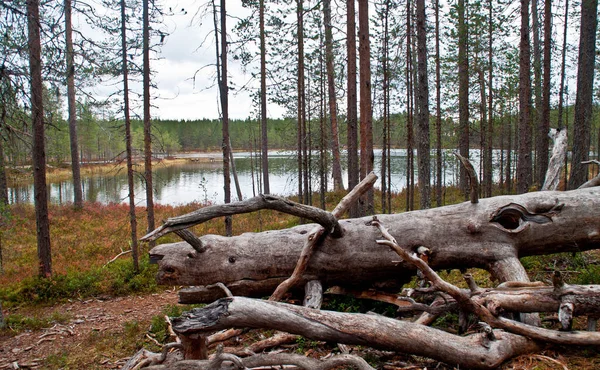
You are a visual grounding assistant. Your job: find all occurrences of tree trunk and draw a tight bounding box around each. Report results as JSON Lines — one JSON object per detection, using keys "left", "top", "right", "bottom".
{"left": 324, "top": 0, "right": 344, "bottom": 192}
{"left": 297, "top": 0, "right": 306, "bottom": 208}
{"left": 568, "top": 0, "right": 598, "bottom": 189}
{"left": 143, "top": 0, "right": 155, "bottom": 240}
{"left": 0, "top": 102, "right": 8, "bottom": 205}
{"left": 148, "top": 187, "right": 600, "bottom": 302}
{"left": 416, "top": 0, "right": 430, "bottom": 210}
{"left": 537, "top": 0, "right": 552, "bottom": 187}
{"left": 259, "top": 0, "right": 270, "bottom": 194}
{"left": 517, "top": 0, "right": 533, "bottom": 194}
{"left": 532, "top": 0, "right": 542, "bottom": 187}
{"left": 121, "top": 0, "right": 139, "bottom": 272}
{"left": 406, "top": 0, "right": 414, "bottom": 211}
{"left": 435, "top": 0, "right": 442, "bottom": 207}
{"left": 485, "top": 0, "right": 494, "bottom": 198}
{"left": 27, "top": 0, "right": 52, "bottom": 278}
{"left": 557, "top": 0, "right": 569, "bottom": 130}
{"left": 65, "top": 0, "right": 83, "bottom": 209}
{"left": 347, "top": 0, "right": 359, "bottom": 217}
{"left": 358, "top": 0, "right": 373, "bottom": 215}
{"left": 458, "top": 0, "right": 470, "bottom": 199}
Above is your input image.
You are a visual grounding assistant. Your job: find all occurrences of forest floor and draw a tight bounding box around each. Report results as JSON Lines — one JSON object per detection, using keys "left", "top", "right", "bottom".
{"left": 0, "top": 289, "right": 180, "bottom": 369}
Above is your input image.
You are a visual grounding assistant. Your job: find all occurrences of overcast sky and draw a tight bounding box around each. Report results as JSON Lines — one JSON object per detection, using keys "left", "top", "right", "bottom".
{"left": 144, "top": 0, "right": 285, "bottom": 121}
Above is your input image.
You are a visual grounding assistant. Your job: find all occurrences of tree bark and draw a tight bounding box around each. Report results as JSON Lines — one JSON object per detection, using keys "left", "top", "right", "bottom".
{"left": 435, "top": 0, "right": 442, "bottom": 207}
{"left": 65, "top": 0, "right": 83, "bottom": 209}
{"left": 542, "top": 128, "right": 567, "bottom": 191}
{"left": 148, "top": 187, "right": 600, "bottom": 301}
{"left": 27, "top": 0, "right": 52, "bottom": 278}
{"left": 568, "top": 0, "right": 598, "bottom": 189}
{"left": 324, "top": 0, "right": 344, "bottom": 192}
{"left": 259, "top": 0, "right": 270, "bottom": 194}
{"left": 347, "top": 0, "right": 359, "bottom": 217}
{"left": 458, "top": 0, "right": 470, "bottom": 199}
{"left": 532, "top": 0, "right": 542, "bottom": 187}
{"left": 121, "top": 0, "right": 139, "bottom": 272}
{"left": 416, "top": 0, "right": 430, "bottom": 209}
{"left": 517, "top": 0, "right": 533, "bottom": 194}
{"left": 358, "top": 0, "right": 373, "bottom": 215}
{"left": 537, "top": 0, "right": 552, "bottom": 187}
{"left": 143, "top": 0, "right": 155, "bottom": 241}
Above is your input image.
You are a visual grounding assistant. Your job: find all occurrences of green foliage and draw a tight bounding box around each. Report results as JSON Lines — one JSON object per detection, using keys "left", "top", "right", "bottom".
{"left": 0, "top": 256, "right": 158, "bottom": 307}
{"left": 2, "top": 310, "right": 70, "bottom": 332}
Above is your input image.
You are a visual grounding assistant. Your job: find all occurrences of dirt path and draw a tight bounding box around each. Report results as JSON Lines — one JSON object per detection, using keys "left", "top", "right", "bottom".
{"left": 0, "top": 290, "right": 180, "bottom": 369}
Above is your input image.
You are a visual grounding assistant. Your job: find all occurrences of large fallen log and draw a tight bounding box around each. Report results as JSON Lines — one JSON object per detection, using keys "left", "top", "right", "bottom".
{"left": 148, "top": 187, "right": 600, "bottom": 303}
{"left": 168, "top": 296, "right": 540, "bottom": 370}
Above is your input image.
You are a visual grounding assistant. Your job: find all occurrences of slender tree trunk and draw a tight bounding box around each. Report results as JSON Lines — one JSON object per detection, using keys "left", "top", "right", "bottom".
{"left": 381, "top": 1, "right": 389, "bottom": 212}
{"left": 0, "top": 103, "right": 8, "bottom": 205}
{"left": 568, "top": 0, "right": 598, "bottom": 189}
{"left": 65, "top": 0, "right": 82, "bottom": 209}
{"left": 27, "top": 0, "right": 52, "bottom": 278}
{"left": 358, "top": 0, "right": 373, "bottom": 215}
{"left": 142, "top": 0, "right": 155, "bottom": 241}
{"left": 347, "top": 0, "right": 359, "bottom": 217}
{"left": 435, "top": 0, "right": 442, "bottom": 207}
{"left": 260, "top": 0, "right": 270, "bottom": 194}
{"left": 221, "top": 0, "right": 232, "bottom": 235}
{"left": 121, "top": 0, "right": 139, "bottom": 272}
{"left": 486, "top": 0, "right": 494, "bottom": 198}
{"left": 506, "top": 107, "right": 513, "bottom": 193}
{"left": 538, "top": 0, "right": 552, "bottom": 187}
{"left": 557, "top": 0, "right": 568, "bottom": 130}
{"left": 458, "top": 0, "right": 470, "bottom": 199}
{"left": 324, "top": 0, "right": 343, "bottom": 191}
{"left": 517, "top": 0, "right": 533, "bottom": 194}
{"left": 406, "top": 0, "right": 414, "bottom": 211}
{"left": 532, "top": 0, "right": 542, "bottom": 186}
{"left": 416, "top": 0, "right": 430, "bottom": 209}
{"left": 478, "top": 67, "right": 487, "bottom": 198}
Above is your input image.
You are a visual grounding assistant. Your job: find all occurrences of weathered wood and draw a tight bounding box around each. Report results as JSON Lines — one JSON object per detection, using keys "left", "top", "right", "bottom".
{"left": 269, "top": 172, "right": 377, "bottom": 300}
{"left": 149, "top": 188, "right": 600, "bottom": 302}
{"left": 143, "top": 193, "right": 345, "bottom": 242}
{"left": 542, "top": 128, "right": 568, "bottom": 191}
{"left": 180, "top": 334, "right": 208, "bottom": 360}
{"left": 454, "top": 152, "right": 479, "bottom": 203}
{"left": 170, "top": 297, "right": 539, "bottom": 370}
{"left": 144, "top": 352, "right": 376, "bottom": 370}
{"left": 303, "top": 280, "right": 323, "bottom": 309}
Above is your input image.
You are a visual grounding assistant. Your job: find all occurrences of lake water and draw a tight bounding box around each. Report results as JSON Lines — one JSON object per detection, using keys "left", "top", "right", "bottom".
{"left": 8, "top": 149, "right": 510, "bottom": 206}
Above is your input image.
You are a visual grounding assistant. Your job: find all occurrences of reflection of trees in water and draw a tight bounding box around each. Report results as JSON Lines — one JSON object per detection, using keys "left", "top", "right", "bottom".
{"left": 8, "top": 149, "right": 508, "bottom": 206}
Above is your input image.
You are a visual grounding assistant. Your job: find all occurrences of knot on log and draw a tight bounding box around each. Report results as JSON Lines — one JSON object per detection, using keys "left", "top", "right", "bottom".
{"left": 490, "top": 202, "right": 563, "bottom": 233}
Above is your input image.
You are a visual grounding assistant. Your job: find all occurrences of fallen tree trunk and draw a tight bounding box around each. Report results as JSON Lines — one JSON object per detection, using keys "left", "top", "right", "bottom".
{"left": 168, "top": 297, "right": 540, "bottom": 370}
{"left": 148, "top": 187, "right": 600, "bottom": 303}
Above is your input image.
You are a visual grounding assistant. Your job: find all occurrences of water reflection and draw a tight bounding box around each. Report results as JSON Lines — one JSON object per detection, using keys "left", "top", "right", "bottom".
{"left": 8, "top": 149, "right": 512, "bottom": 206}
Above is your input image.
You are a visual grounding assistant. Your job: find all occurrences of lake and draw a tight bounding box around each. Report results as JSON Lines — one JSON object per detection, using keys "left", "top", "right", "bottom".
{"left": 8, "top": 149, "right": 510, "bottom": 206}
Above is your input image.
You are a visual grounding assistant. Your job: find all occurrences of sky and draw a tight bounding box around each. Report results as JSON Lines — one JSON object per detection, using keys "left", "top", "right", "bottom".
{"left": 137, "top": 0, "right": 285, "bottom": 121}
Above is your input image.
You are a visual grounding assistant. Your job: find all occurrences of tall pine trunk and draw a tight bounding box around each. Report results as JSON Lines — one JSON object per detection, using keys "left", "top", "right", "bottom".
{"left": 538, "top": 0, "right": 551, "bottom": 186}
{"left": 143, "top": 0, "right": 155, "bottom": 240}
{"left": 324, "top": 0, "right": 344, "bottom": 191}
{"left": 221, "top": 0, "right": 232, "bottom": 234}
{"left": 435, "top": 0, "right": 442, "bottom": 207}
{"left": 416, "top": 0, "right": 430, "bottom": 209}
{"left": 65, "top": 0, "right": 82, "bottom": 209}
{"left": 531, "top": 0, "right": 542, "bottom": 186}
{"left": 259, "top": 0, "right": 270, "bottom": 194}
{"left": 121, "top": 0, "right": 138, "bottom": 272}
{"left": 358, "top": 0, "right": 373, "bottom": 214}
{"left": 517, "top": 0, "right": 533, "bottom": 194}
{"left": 346, "top": 0, "right": 359, "bottom": 217}
{"left": 28, "top": 0, "right": 52, "bottom": 278}
{"left": 457, "top": 0, "right": 470, "bottom": 199}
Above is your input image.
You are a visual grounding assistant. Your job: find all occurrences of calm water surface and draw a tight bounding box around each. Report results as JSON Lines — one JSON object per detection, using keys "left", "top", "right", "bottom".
{"left": 8, "top": 149, "right": 509, "bottom": 206}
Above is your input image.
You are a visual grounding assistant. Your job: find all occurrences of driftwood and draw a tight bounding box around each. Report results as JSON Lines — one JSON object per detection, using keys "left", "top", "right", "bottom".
{"left": 148, "top": 186, "right": 600, "bottom": 303}
{"left": 168, "top": 297, "right": 539, "bottom": 370}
